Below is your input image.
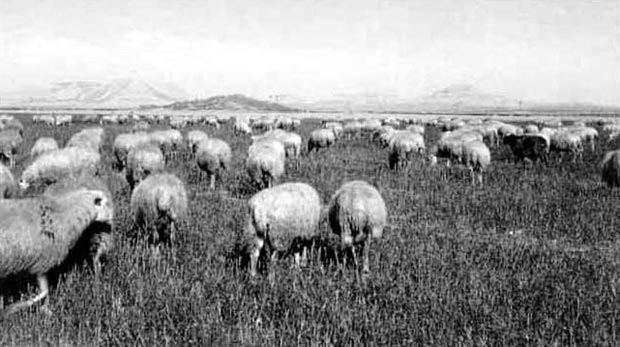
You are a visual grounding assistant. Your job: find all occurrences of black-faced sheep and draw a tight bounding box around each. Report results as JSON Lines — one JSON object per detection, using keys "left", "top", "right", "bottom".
{"left": 328, "top": 180, "right": 387, "bottom": 275}
{"left": 196, "top": 138, "right": 232, "bottom": 190}
{"left": 244, "top": 182, "right": 321, "bottom": 276}
{"left": 130, "top": 173, "right": 188, "bottom": 244}
{"left": 0, "top": 188, "right": 112, "bottom": 315}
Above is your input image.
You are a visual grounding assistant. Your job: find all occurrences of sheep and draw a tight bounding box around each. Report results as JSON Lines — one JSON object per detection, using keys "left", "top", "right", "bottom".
{"left": 125, "top": 144, "right": 166, "bottom": 190}
{"left": 234, "top": 121, "right": 252, "bottom": 136}
{"left": 252, "top": 130, "right": 302, "bottom": 160}
{"left": 0, "top": 188, "right": 112, "bottom": 315}
{"left": 0, "top": 117, "right": 24, "bottom": 134}
{"left": 388, "top": 131, "right": 425, "bottom": 170}
{"left": 0, "top": 129, "right": 23, "bottom": 169}
{"left": 43, "top": 174, "right": 115, "bottom": 273}
{"left": 308, "top": 129, "right": 336, "bottom": 153}
{"left": 497, "top": 123, "right": 524, "bottom": 139}
{"left": 186, "top": 130, "right": 210, "bottom": 155}
{"left": 252, "top": 118, "right": 274, "bottom": 131}
{"left": 343, "top": 121, "right": 363, "bottom": 138}
{"left": 195, "top": 138, "right": 232, "bottom": 189}
{"left": 564, "top": 126, "right": 598, "bottom": 152}
{"left": 405, "top": 124, "right": 425, "bottom": 135}
{"left": 0, "top": 163, "right": 15, "bottom": 199}
{"left": 66, "top": 127, "right": 105, "bottom": 152}
{"left": 275, "top": 116, "right": 294, "bottom": 130}
{"left": 460, "top": 140, "right": 491, "bottom": 186}
{"left": 361, "top": 119, "right": 383, "bottom": 133}
{"left": 31, "top": 137, "right": 59, "bottom": 158}
{"left": 601, "top": 150, "right": 620, "bottom": 188}
{"left": 130, "top": 173, "right": 188, "bottom": 244}
{"left": 112, "top": 132, "right": 152, "bottom": 170}
{"left": 549, "top": 131, "right": 583, "bottom": 162}
{"left": 524, "top": 124, "right": 539, "bottom": 134}
{"left": 323, "top": 121, "right": 343, "bottom": 137}
{"left": 246, "top": 140, "right": 286, "bottom": 188}
{"left": 20, "top": 147, "right": 101, "bottom": 190}
{"left": 328, "top": 180, "right": 387, "bottom": 275}
{"left": 244, "top": 182, "right": 321, "bottom": 276}
{"left": 503, "top": 134, "right": 549, "bottom": 166}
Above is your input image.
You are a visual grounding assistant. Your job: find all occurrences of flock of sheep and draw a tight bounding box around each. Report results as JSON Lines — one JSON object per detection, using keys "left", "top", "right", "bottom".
{"left": 1, "top": 111, "right": 620, "bottom": 317}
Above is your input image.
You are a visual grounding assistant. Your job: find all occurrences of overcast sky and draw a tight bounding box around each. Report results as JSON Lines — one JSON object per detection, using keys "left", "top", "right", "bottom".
{"left": 0, "top": 0, "right": 618, "bottom": 104}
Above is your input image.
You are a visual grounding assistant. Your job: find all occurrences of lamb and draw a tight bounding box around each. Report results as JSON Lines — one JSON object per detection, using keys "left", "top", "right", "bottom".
{"left": 43, "top": 174, "right": 115, "bottom": 273}
{"left": 125, "top": 144, "right": 166, "bottom": 190}
{"left": 31, "top": 137, "right": 59, "bottom": 158}
{"left": 328, "top": 180, "right": 387, "bottom": 275}
{"left": 0, "top": 188, "right": 112, "bottom": 315}
{"left": 66, "top": 127, "right": 105, "bottom": 152}
{"left": 308, "top": 129, "right": 336, "bottom": 153}
{"left": 601, "top": 150, "right": 620, "bottom": 188}
{"left": 460, "top": 140, "right": 491, "bottom": 186}
{"left": 0, "top": 163, "right": 15, "bottom": 199}
{"left": 186, "top": 130, "right": 209, "bottom": 154}
{"left": 0, "top": 129, "right": 23, "bottom": 168}
{"left": 244, "top": 182, "right": 321, "bottom": 276}
{"left": 130, "top": 173, "right": 188, "bottom": 244}
{"left": 19, "top": 147, "right": 101, "bottom": 190}
{"left": 195, "top": 138, "right": 232, "bottom": 189}
{"left": 246, "top": 140, "right": 286, "bottom": 188}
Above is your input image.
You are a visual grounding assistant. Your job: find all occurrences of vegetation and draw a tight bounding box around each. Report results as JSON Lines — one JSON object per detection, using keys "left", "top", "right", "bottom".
{"left": 2, "top": 116, "right": 620, "bottom": 346}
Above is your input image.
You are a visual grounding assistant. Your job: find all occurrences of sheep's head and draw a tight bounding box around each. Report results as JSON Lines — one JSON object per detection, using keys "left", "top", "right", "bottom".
{"left": 90, "top": 190, "right": 113, "bottom": 223}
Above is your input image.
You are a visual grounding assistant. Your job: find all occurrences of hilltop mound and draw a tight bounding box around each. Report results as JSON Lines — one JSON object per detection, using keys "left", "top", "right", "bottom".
{"left": 165, "top": 94, "right": 296, "bottom": 112}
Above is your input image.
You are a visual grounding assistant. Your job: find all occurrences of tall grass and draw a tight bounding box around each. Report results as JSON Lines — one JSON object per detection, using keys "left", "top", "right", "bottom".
{"left": 2, "top": 116, "right": 620, "bottom": 346}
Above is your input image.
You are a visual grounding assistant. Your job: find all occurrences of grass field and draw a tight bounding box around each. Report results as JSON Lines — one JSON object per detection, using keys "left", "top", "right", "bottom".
{"left": 2, "top": 115, "right": 620, "bottom": 346}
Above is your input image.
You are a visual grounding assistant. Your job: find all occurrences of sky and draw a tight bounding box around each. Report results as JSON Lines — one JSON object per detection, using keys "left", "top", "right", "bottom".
{"left": 0, "top": 0, "right": 618, "bottom": 105}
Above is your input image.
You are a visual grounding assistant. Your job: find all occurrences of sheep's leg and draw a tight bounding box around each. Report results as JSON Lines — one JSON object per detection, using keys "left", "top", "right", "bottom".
{"left": 3, "top": 275, "right": 50, "bottom": 316}
{"left": 250, "top": 238, "right": 264, "bottom": 277}
{"left": 209, "top": 173, "right": 215, "bottom": 190}
{"left": 362, "top": 236, "right": 371, "bottom": 275}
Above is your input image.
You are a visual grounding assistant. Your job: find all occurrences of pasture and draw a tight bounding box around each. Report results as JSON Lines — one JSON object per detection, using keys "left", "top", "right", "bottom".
{"left": 2, "top": 114, "right": 620, "bottom": 346}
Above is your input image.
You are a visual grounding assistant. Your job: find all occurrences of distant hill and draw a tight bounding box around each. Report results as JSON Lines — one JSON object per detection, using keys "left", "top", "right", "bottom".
{"left": 0, "top": 79, "right": 188, "bottom": 108}
{"left": 281, "top": 84, "right": 620, "bottom": 114}
{"left": 164, "top": 94, "right": 297, "bottom": 112}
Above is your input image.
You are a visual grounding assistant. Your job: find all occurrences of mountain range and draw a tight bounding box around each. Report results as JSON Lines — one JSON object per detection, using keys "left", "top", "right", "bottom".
{"left": 163, "top": 94, "right": 296, "bottom": 112}
{"left": 0, "top": 79, "right": 189, "bottom": 108}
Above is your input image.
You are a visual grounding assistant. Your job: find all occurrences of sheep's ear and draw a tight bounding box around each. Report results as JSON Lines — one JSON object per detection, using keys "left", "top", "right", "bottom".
{"left": 94, "top": 196, "right": 103, "bottom": 206}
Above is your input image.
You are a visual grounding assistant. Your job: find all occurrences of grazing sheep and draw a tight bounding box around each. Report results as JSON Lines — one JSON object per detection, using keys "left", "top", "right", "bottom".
{"left": 564, "top": 126, "right": 598, "bottom": 151}
{"left": 524, "top": 124, "right": 539, "bottom": 134}
{"left": 113, "top": 132, "right": 151, "bottom": 170}
{"left": 20, "top": 147, "right": 101, "bottom": 190}
{"left": 0, "top": 163, "right": 15, "bottom": 199}
{"left": 0, "top": 129, "right": 22, "bottom": 169}
{"left": 323, "top": 121, "right": 343, "bottom": 137}
{"left": 234, "top": 121, "right": 252, "bottom": 136}
{"left": 186, "top": 130, "right": 210, "bottom": 155}
{"left": 66, "top": 127, "right": 105, "bottom": 152}
{"left": 388, "top": 131, "right": 425, "bottom": 170}
{"left": 328, "top": 181, "right": 387, "bottom": 275}
{"left": 405, "top": 124, "right": 425, "bottom": 135}
{"left": 125, "top": 144, "right": 166, "bottom": 190}
{"left": 31, "top": 137, "right": 59, "bottom": 158}
{"left": 343, "top": 121, "right": 363, "bottom": 138}
{"left": 130, "top": 173, "right": 188, "bottom": 244}
{"left": 43, "top": 174, "right": 115, "bottom": 273}
{"left": 252, "top": 118, "right": 274, "bottom": 132}
{"left": 275, "top": 116, "right": 294, "bottom": 130}
{"left": 308, "top": 129, "right": 336, "bottom": 153}
{"left": 549, "top": 131, "right": 583, "bottom": 162}
{"left": 195, "top": 138, "right": 232, "bottom": 189}
{"left": 246, "top": 140, "right": 286, "bottom": 188}
{"left": 149, "top": 129, "right": 184, "bottom": 158}
{"left": 460, "top": 140, "right": 491, "bottom": 186}
{"left": 601, "top": 150, "right": 620, "bottom": 188}
{"left": 253, "top": 130, "right": 302, "bottom": 159}
{"left": 244, "top": 182, "right": 321, "bottom": 276}
{"left": 503, "top": 134, "right": 549, "bottom": 165}
{"left": 361, "top": 119, "right": 383, "bottom": 133}
{"left": 497, "top": 123, "right": 524, "bottom": 139}
{"left": 0, "top": 188, "right": 112, "bottom": 315}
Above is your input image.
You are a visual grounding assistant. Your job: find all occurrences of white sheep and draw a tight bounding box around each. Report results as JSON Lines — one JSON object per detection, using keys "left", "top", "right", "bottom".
{"left": 66, "top": 127, "right": 105, "bottom": 152}
{"left": 125, "top": 144, "right": 166, "bottom": 190}
{"left": 388, "top": 131, "right": 425, "bottom": 170}
{"left": 186, "top": 130, "right": 210, "bottom": 155}
{"left": 31, "top": 137, "right": 59, "bottom": 158}
{"left": 246, "top": 140, "right": 286, "bottom": 188}
{"left": 244, "top": 182, "right": 321, "bottom": 276}
{"left": 601, "top": 150, "right": 620, "bottom": 188}
{"left": 0, "top": 163, "right": 15, "bottom": 199}
{"left": 308, "top": 129, "right": 336, "bottom": 153}
{"left": 524, "top": 124, "right": 539, "bottom": 134}
{"left": 252, "top": 130, "right": 302, "bottom": 160}
{"left": 549, "top": 131, "right": 583, "bottom": 162}
{"left": 0, "top": 188, "right": 112, "bottom": 315}
{"left": 328, "top": 180, "right": 387, "bottom": 275}
{"left": 195, "top": 138, "right": 232, "bottom": 189}
{"left": 19, "top": 147, "right": 101, "bottom": 190}
{"left": 113, "top": 132, "right": 152, "bottom": 170}
{"left": 130, "top": 173, "right": 188, "bottom": 244}
{"left": 323, "top": 121, "right": 343, "bottom": 137}
{"left": 234, "top": 121, "right": 252, "bottom": 136}
{"left": 43, "top": 174, "right": 115, "bottom": 273}
{"left": 460, "top": 140, "right": 491, "bottom": 186}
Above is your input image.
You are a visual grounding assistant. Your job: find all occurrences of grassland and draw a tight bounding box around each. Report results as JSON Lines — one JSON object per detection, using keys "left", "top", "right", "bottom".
{"left": 2, "top": 115, "right": 620, "bottom": 346}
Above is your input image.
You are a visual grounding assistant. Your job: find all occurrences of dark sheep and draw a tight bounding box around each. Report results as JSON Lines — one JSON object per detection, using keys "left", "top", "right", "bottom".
{"left": 503, "top": 134, "right": 549, "bottom": 165}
